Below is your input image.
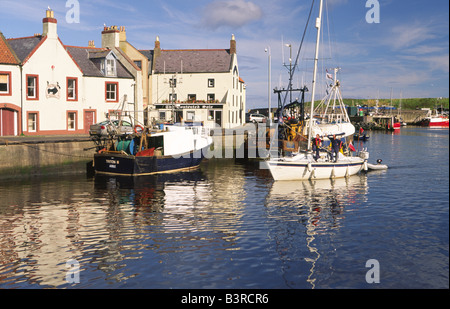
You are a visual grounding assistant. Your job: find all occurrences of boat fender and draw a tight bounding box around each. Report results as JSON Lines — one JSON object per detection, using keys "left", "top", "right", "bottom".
{"left": 307, "top": 162, "right": 312, "bottom": 172}
{"left": 364, "top": 161, "right": 368, "bottom": 171}
{"left": 134, "top": 125, "right": 144, "bottom": 134}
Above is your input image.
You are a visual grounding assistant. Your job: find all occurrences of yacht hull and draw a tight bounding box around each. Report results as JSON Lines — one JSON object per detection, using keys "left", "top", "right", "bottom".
{"left": 267, "top": 155, "right": 366, "bottom": 181}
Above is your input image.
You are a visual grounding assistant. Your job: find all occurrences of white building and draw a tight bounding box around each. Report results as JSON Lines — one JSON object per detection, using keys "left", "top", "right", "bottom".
{"left": 147, "top": 34, "right": 246, "bottom": 128}
{"left": 0, "top": 32, "right": 21, "bottom": 136}
{"left": 0, "top": 9, "right": 142, "bottom": 136}
{"left": 1, "top": 8, "right": 246, "bottom": 136}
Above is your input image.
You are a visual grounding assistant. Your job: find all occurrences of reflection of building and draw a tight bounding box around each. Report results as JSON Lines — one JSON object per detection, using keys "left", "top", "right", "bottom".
{"left": 0, "top": 177, "right": 142, "bottom": 287}
{"left": 0, "top": 9, "right": 141, "bottom": 136}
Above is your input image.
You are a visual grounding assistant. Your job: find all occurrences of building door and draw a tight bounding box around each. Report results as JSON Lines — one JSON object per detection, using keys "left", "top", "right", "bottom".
{"left": 215, "top": 110, "right": 222, "bottom": 127}
{"left": 175, "top": 111, "right": 183, "bottom": 123}
{"left": 0, "top": 108, "right": 17, "bottom": 136}
{"left": 84, "top": 111, "right": 96, "bottom": 134}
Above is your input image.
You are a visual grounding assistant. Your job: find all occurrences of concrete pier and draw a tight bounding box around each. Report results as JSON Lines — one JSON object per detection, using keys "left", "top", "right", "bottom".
{"left": 0, "top": 136, "right": 95, "bottom": 178}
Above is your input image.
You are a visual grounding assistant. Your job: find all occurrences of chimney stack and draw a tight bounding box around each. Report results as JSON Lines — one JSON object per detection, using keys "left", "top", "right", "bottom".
{"left": 101, "top": 25, "right": 120, "bottom": 48}
{"left": 42, "top": 8, "right": 57, "bottom": 39}
{"left": 88, "top": 40, "right": 95, "bottom": 48}
{"left": 154, "top": 35, "right": 161, "bottom": 58}
{"left": 119, "top": 26, "right": 126, "bottom": 42}
{"left": 230, "top": 34, "right": 236, "bottom": 55}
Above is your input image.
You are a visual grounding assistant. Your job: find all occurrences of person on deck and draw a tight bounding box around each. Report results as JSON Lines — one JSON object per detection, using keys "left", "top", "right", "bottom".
{"left": 327, "top": 134, "right": 343, "bottom": 162}
{"left": 312, "top": 134, "right": 322, "bottom": 161}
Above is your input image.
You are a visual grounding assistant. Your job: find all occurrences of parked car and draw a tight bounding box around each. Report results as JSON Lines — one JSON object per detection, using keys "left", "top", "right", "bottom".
{"left": 249, "top": 113, "right": 267, "bottom": 123}
{"left": 89, "top": 119, "right": 134, "bottom": 137}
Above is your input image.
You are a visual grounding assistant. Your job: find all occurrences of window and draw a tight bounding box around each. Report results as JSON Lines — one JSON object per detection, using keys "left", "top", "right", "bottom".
{"left": 159, "top": 111, "right": 166, "bottom": 120}
{"left": 134, "top": 60, "right": 142, "bottom": 69}
{"left": 0, "top": 72, "right": 11, "bottom": 95}
{"left": 106, "top": 59, "right": 116, "bottom": 76}
{"left": 169, "top": 78, "right": 177, "bottom": 88}
{"left": 208, "top": 79, "right": 215, "bottom": 88}
{"left": 67, "top": 77, "right": 78, "bottom": 101}
{"left": 207, "top": 93, "right": 215, "bottom": 102}
{"left": 186, "top": 111, "right": 195, "bottom": 121}
{"left": 27, "top": 112, "right": 38, "bottom": 132}
{"left": 169, "top": 93, "right": 177, "bottom": 102}
{"left": 67, "top": 112, "right": 77, "bottom": 130}
{"left": 26, "top": 75, "right": 39, "bottom": 100}
{"left": 187, "top": 94, "right": 196, "bottom": 103}
{"left": 105, "top": 82, "right": 118, "bottom": 102}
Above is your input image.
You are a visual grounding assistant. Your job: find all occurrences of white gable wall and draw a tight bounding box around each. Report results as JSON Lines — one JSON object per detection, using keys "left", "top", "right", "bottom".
{"left": 21, "top": 37, "right": 136, "bottom": 134}
{"left": 21, "top": 36, "right": 83, "bottom": 133}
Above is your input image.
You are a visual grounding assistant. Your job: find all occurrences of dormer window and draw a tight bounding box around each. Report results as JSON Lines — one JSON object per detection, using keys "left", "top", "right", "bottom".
{"left": 106, "top": 59, "right": 116, "bottom": 76}
{"left": 98, "top": 52, "right": 118, "bottom": 77}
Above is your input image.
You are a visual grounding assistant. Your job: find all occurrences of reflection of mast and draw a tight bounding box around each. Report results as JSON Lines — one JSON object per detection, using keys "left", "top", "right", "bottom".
{"left": 305, "top": 217, "right": 320, "bottom": 289}
{"left": 266, "top": 174, "right": 368, "bottom": 288}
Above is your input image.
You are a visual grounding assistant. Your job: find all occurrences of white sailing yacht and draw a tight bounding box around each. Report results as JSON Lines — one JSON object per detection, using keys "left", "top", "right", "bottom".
{"left": 266, "top": 0, "right": 368, "bottom": 181}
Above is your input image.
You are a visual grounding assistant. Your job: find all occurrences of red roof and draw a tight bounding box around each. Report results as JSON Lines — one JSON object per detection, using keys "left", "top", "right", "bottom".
{"left": 0, "top": 32, "right": 19, "bottom": 64}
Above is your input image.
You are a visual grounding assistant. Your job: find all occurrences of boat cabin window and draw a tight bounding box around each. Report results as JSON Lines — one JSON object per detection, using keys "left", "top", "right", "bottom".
{"left": 148, "top": 135, "right": 164, "bottom": 150}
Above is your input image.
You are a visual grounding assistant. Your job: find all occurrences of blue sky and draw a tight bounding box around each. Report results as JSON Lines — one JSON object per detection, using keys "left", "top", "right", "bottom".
{"left": 1, "top": 0, "right": 448, "bottom": 109}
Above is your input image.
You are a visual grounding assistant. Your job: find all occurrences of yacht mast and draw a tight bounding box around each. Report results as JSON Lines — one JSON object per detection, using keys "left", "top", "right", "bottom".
{"left": 307, "top": 0, "right": 324, "bottom": 150}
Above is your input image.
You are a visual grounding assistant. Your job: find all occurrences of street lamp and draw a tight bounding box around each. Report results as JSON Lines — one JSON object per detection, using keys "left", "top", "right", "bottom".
{"left": 265, "top": 47, "right": 271, "bottom": 124}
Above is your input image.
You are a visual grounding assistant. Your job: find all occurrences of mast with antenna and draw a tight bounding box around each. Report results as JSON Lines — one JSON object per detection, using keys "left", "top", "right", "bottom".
{"left": 307, "top": 0, "right": 324, "bottom": 151}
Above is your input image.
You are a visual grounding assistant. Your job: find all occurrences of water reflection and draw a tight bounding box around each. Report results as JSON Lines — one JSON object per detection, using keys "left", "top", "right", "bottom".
{"left": 265, "top": 175, "right": 368, "bottom": 288}
{"left": 0, "top": 162, "right": 250, "bottom": 288}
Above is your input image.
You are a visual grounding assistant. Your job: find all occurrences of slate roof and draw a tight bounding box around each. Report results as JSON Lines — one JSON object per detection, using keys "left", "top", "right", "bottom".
{"left": 6, "top": 35, "right": 43, "bottom": 63}
{"left": 139, "top": 50, "right": 153, "bottom": 61}
{"left": 153, "top": 49, "right": 232, "bottom": 74}
{"left": 65, "top": 46, "right": 133, "bottom": 78}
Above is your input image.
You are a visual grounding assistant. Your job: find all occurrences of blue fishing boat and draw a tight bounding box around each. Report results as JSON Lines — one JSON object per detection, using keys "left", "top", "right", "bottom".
{"left": 93, "top": 123, "right": 213, "bottom": 176}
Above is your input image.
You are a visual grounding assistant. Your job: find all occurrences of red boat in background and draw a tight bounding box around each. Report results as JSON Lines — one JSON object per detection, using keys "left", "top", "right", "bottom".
{"left": 420, "top": 110, "right": 449, "bottom": 127}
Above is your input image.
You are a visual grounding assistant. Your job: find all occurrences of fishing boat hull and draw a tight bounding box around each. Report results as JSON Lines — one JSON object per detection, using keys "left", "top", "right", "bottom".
{"left": 421, "top": 117, "right": 449, "bottom": 127}
{"left": 94, "top": 146, "right": 209, "bottom": 176}
{"left": 267, "top": 153, "right": 366, "bottom": 181}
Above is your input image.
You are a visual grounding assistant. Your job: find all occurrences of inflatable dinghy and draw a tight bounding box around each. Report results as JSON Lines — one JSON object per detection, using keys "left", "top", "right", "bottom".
{"left": 367, "top": 159, "right": 388, "bottom": 170}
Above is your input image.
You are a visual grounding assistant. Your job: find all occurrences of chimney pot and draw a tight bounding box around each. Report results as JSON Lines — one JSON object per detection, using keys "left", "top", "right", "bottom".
{"left": 230, "top": 34, "right": 236, "bottom": 54}
{"left": 43, "top": 9, "right": 57, "bottom": 38}
{"left": 154, "top": 36, "right": 161, "bottom": 58}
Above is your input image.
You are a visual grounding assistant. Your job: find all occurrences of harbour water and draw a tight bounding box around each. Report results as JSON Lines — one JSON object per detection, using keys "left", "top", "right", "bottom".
{"left": 0, "top": 127, "right": 448, "bottom": 289}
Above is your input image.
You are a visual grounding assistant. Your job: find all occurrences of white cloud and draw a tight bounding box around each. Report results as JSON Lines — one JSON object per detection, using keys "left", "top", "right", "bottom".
{"left": 201, "top": 0, "right": 263, "bottom": 30}
{"left": 388, "top": 23, "right": 437, "bottom": 50}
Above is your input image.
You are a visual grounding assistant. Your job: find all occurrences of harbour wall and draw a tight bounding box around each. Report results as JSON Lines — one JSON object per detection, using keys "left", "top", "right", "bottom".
{"left": 0, "top": 139, "right": 96, "bottom": 178}
{"left": 0, "top": 129, "right": 258, "bottom": 178}
{"left": 0, "top": 110, "right": 432, "bottom": 178}
{"left": 350, "top": 109, "right": 429, "bottom": 124}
